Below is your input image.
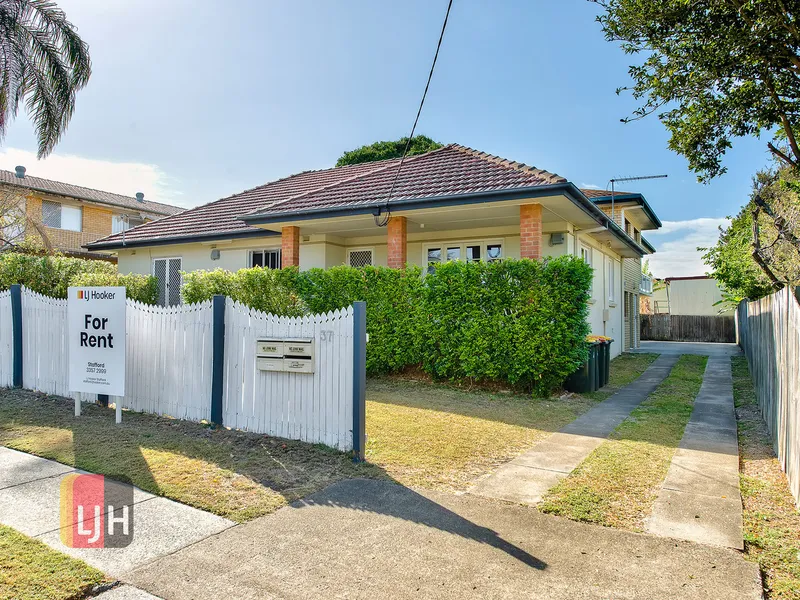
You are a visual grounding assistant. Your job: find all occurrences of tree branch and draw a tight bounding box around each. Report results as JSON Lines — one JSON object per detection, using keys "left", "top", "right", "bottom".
{"left": 752, "top": 207, "right": 784, "bottom": 288}
{"left": 768, "top": 141, "right": 799, "bottom": 167}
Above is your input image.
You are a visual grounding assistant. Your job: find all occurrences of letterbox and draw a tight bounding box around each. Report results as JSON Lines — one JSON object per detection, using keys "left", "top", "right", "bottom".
{"left": 256, "top": 356, "right": 284, "bottom": 372}
{"left": 283, "top": 338, "right": 314, "bottom": 360}
{"left": 256, "top": 339, "right": 283, "bottom": 357}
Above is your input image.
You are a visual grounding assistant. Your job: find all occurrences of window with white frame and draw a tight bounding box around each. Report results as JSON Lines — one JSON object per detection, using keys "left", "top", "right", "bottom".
{"left": 41, "top": 200, "right": 82, "bottom": 232}
{"left": 607, "top": 259, "right": 616, "bottom": 304}
{"left": 425, "top": 240, "right": 502, "bottom": 274}
{"left": 580, "top": 244, "right": 594, "bottom": 296}
{"left": 348, "top": 248, "right": 373, "bottom": 268}
{"left": 112, "top": 214, "right": 144, "bottom": 234}
{"left": 248, "top": 249, "right": 282, "bottom": 269}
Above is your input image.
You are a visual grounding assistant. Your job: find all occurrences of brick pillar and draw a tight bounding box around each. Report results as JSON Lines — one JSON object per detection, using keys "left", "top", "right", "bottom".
{"left": 281, "top": 226, "right": 300, "bottom": 268}
{"left": 387, "top": 216, "right": 407, "bottom": 269}
{"left": 520, "top": 203, "right": 543, "bottom": 260}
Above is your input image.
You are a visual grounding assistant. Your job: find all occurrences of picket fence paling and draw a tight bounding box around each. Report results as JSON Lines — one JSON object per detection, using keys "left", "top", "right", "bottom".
{"left": 737, "top": 287, "right": 800, "bottom": 507}
{"left": 0, "top": 291, "right": 12, "bottom": 387}
{"left": 122, "top": 299, "right": 214, "bottom": 422}
{"left": 223, "top": 299, "right": 354, "bottom": 451}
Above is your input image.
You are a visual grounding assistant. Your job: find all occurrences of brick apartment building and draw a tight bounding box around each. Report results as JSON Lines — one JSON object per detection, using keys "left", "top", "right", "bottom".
{"left": 0, "top": 166, "right": 183, "bottom": 260}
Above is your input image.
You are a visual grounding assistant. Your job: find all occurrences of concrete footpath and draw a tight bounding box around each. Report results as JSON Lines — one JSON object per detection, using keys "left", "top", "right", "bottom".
{"left": 470, "top": 353, "right": 681, "bottom": 505}
{"left": 127, "top": 478, "right": 762, "bottom": 600}
{"left": 646, "top": 355, "right": 744, "bottom": 549}
{"left": 0, "top": 447, "right": 233, "bottom": 577}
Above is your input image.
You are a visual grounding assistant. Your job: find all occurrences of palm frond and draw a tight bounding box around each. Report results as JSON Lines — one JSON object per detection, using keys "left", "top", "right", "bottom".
{"left": 0, "top": 0, "right": 90, "bottom": 157}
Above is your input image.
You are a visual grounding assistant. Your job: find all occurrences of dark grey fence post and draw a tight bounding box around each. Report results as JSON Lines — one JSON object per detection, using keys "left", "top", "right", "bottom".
{"left": 10, "top": 284, "right": 22, "bottom": 388}
{"left": 210, "top": 295, "right": 226, "bottom": 426}
{"left": 352, "top": 301, "right": 366, "bottom": 461}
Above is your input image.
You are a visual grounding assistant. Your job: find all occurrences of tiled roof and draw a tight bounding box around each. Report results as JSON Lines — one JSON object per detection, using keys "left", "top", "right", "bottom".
{"left": 88, "top": 144, "right": 566, "bottom": 248}
{"left": 0, "top": 170, "right": 183, "bottom": 216}
{"left": 579, "top": 188, "right": 634, "bottom": 199}
{"left": 247, "top": 144, "right": 566, "bottom": 218}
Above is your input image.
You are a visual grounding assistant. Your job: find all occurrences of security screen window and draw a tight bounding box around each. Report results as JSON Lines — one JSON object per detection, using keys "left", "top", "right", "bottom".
{"left": 41, "top": 200, "right": 82, "bottom": 232}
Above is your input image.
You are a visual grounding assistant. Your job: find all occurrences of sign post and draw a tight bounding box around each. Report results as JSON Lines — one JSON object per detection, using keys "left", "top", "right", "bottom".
{"left": 68, "top": 287, "right": 126, "bottom": 422}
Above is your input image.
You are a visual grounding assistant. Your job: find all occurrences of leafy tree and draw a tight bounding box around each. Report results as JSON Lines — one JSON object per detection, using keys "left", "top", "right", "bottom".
{"left": 594, "top": 0, "right": 800, "bottom": 180}
{"left": 701, "top": 168, "right": 800, "bottom": 300}
{"left": 336, "top": 135, "right": 443, "bottom": 167}
{"left": 0, "top": 0, "right": 91, "bottom": 157}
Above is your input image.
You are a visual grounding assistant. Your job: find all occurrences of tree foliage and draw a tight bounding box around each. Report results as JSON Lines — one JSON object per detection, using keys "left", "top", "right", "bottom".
{"left": 335, "top": 135, "right": 443, "bottom": 167}
{"left": 0, "top": 0, "right": 91, "bottom": 158}
{"left": 595, "top": 0, "right": 800, "bottom": 181}
{"left": 702, "top": 168, "right": 800, "bottom": 300}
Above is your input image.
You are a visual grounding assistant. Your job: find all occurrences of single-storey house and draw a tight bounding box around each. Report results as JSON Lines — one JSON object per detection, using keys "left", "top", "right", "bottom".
{"left": 86, "top": 144, "right": 662, "bottom": 357}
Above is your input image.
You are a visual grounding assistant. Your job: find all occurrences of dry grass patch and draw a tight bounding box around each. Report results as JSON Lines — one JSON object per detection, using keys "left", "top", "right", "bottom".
{"left": 733, "top": 356, "right": 800, "bottom": 599}
{"left": 0, "top": 389, "right": 380, "bottom": 522}
{"left": 0, "top": 524, "right": 107, "bottom": 600}
{"left": 539, "top": 354, "right": 707, "bottom": 530}
{"left": 365, "top": 353, "right": 658, "bottom": 491}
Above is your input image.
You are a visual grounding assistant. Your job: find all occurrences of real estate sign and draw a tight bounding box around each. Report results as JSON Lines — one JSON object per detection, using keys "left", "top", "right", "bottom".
{"left": 68, "top": 287, "right": 126, "bottom": 396}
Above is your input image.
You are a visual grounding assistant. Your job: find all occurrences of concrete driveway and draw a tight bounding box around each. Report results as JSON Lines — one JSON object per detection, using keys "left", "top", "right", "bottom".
{"left": 127, "top": 478, "right": 761, "bottom": 600}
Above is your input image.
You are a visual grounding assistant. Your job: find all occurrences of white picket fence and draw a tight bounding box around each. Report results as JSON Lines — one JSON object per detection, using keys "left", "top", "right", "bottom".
{"left": 0, "top": 291, "right": 12, "bottom": 387}
{"left": 122, "top": 300, "right": 214, "bottom": 422}
{"left": 21, "top": 289, "right": 95, "bottom": 401}
{"left": 3, "top": 287, "right": 358, "bottom": 452}
{"left": 224, "top": 299, "right": 354, "bottom": 451}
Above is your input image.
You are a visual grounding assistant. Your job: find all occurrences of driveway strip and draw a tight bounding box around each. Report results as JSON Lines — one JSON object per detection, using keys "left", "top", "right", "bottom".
{"left": 470, "top": 353, "right": 681, "bottom": 505}
{"left": 645, "top": 355, "right": 744, "bottom": 549}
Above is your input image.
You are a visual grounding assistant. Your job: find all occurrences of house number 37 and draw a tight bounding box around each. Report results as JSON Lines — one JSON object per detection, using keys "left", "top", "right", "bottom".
{"left": 319, "top": 330, "right": 335, "bottom": 342}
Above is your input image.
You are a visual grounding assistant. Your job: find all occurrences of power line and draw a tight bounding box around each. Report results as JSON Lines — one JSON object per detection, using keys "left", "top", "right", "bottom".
{"left": 375, "top": 0, "right": 454, "bottom": 227}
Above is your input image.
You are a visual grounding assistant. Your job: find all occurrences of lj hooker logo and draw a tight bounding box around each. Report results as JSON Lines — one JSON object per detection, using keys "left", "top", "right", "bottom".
{"left": 60, "top": 474, "right": 134, "bottom": 548}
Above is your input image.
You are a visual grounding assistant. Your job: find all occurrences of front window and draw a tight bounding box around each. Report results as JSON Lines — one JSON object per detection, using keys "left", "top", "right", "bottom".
{"left": 581, "top": 244, "right": 594, "bottom": 296}
{"left": 607, "top": 260, "right": 616, "bottom": 303}
{"left": 348, "top": 249, "right": 373, "bottom": 268}
{"left": 41, "top": 200, "right": 82, "bottom": 232}
{"left": 426, "top": 241, "right": 503, "bottom": 274}
{"left": 249, "top": 249, "right": 282, "bottom": 269}
{"left": 112, "top": 214, "right": 144, "bottom": 234}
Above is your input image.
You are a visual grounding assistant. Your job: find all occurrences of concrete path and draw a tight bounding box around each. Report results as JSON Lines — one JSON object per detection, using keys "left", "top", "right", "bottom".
{"left": 633, "top": 341, "right": 742, "bottom": 357}
{"left": 96, "top": 585, "right": 162, "bottom": 599}
{"left": 470, "top": 353, "right": 681, "bottom": 505}
{"left": 127, "top": 478, "right": 761, "bottom": 600}
{"left": 646, "top": 355, "right": 744, "bottom": 549}
{"left": 0, "top": 447, "right": 234, "bottom": 577}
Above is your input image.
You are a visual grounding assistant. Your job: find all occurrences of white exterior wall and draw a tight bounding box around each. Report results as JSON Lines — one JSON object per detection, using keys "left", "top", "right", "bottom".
{"left": 115, "top": 221, "right": 626, "bottom": 357}
{"left": 668, "top": 278, "right": 732, "bottom": 316}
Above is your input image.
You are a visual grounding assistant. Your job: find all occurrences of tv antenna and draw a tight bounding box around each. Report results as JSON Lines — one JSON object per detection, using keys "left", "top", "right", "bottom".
{"left": 607, "top": 174, "right": 667, "bottom": 224}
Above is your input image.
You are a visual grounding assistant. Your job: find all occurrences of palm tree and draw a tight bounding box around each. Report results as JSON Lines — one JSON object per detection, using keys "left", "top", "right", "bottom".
{"left": 0, "top": 0, "right": 91, "bottom": 158}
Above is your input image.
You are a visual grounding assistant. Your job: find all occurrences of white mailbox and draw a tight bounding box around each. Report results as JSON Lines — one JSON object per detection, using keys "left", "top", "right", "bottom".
{"left": 256, "top": 337, "right": 315, "bottom": 374}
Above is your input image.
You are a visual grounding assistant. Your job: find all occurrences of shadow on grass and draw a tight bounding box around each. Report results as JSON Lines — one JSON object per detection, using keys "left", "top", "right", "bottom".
{"left": 0, "top": 388, "right": 545, "bottom": 570}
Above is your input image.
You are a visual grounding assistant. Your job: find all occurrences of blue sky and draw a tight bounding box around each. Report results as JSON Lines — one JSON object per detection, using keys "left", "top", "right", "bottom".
{"left": 0, "top": 0, "right": 773, "bottom": 276}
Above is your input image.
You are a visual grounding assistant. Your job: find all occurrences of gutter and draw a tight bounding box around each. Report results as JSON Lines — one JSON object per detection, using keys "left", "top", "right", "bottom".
{"left": 84, "top": 228, "right": 279, "bottom": 251}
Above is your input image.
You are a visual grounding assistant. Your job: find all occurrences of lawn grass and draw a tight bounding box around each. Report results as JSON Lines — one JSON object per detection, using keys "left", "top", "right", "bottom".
{"left": 365, "top": 352, "right": 660, "bottom": 491}
{"left": 0, "top": 524, "right": 107, "bottom": 600}
{"left": 733, "top": 356, "right": 800, "bottom": 600}
{"left": 0, "top": 389, "right": 381, "bottom": 522}
{"left": 0, "top": 351, "right": 659, "bottom": 522}
{"left": 539, "top": 354, "right": 707, "bottom": 530}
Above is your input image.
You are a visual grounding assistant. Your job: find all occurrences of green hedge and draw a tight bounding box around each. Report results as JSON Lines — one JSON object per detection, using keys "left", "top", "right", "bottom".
{"left": 180, "top": 257, "right": 592, "bottom": 396}
{"left": 182, "top": 267, "right": 304, "bottom": 315}
{"left": 0, "top": 251, "right": 158, "bottom": 304}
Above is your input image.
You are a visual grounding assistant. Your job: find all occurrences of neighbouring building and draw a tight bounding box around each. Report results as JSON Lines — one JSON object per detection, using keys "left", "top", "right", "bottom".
{"left": 86, "top": 144, "right": 663, "bottom": 357}
{"left": 0, "top": 166, "right": 183, "bottom": 260}
{"left": 648, "top": 275, "right": 732, "bottom": 316}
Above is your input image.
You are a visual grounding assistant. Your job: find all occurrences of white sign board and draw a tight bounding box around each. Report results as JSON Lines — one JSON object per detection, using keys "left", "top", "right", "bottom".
{"left": 68, "top": 286, "right": 126, "bottom": 396}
